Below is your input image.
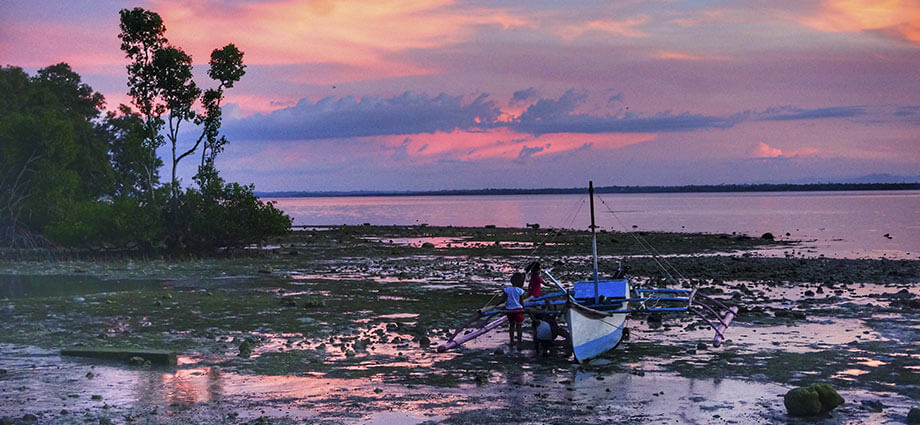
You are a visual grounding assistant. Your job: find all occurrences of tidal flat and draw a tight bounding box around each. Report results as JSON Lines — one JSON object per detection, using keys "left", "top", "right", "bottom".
{"left": 0, "top": 225, "right": 918, "bottom": 424}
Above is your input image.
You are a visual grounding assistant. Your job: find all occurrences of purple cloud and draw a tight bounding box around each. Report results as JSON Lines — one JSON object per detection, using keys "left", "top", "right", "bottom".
{"left": 757, "top": 106, "right": 867, "bottom": 121}
{"left": 509, "top": 87, "right": 539, "bottom": 106}
{"left": 224, "top": 91, "right": 500, "bottom": 141}
{"left": 511, "top": 89, "right": 741, "bottom": 135}
{"left": 516, "top": 144, "right": 546, "bottom": 161}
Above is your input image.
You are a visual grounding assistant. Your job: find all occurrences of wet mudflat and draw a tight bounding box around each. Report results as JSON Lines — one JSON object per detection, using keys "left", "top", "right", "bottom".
{"left": 0, "top": 225, "right": 918, "bottom": 424}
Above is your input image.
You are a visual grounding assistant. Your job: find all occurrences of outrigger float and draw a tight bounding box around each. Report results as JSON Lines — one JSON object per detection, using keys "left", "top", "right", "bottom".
{"left": 437, "top": 181, "right": 739, "bottom": 362}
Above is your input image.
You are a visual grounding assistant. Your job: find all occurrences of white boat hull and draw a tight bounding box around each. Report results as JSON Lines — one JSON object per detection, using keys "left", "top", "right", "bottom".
{"left": 566, "top": 301, "right": 627, "bottom": 362}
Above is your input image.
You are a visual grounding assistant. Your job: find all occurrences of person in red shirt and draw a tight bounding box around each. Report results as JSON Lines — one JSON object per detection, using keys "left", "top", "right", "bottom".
{"left": 525, "top": 261, "right": 548, "bottom": 297}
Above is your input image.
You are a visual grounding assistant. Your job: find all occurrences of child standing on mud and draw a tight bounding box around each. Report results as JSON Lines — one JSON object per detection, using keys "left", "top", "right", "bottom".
{"left": 500, "top": 272, "right": 526, "bottom": 348}
{"left": 525, "top": 261, "right": 549, "bottom": 297}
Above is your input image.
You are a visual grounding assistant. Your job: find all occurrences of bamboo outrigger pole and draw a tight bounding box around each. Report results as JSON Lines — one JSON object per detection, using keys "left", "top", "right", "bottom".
{"left": 589, "top": 181, "right": 599, "bottom": 304}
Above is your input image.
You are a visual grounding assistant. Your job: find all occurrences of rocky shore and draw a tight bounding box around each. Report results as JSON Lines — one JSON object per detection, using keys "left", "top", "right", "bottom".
{"left": 0, "top": 225, "right": 917, "bottom": 424}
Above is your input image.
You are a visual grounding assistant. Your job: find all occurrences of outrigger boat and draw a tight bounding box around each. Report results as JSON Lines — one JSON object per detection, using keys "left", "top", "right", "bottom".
{"left": 437, "top": 181, "right": 739, "bottom": 362}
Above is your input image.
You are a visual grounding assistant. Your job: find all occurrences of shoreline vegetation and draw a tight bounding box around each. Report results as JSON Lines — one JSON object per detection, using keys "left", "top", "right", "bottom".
{"left": 1, "top": 8, "right": 291, "bottom": 253}
{"left": 256, "top": 182, "right": 920, "bottom": 198}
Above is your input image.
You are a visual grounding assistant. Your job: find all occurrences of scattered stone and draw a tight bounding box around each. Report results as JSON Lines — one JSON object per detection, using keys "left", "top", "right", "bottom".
{"left": 860, "top": 400, "right": 885, "bottom": 412}
{"left": 353, "top": 339, "right": 370, "bottom": 352}
{"left": 421, "top": 242, "right": 435, "bottom": 248}
{"left": 91, "top": 395, "right": 103, "bottom": 400}
{"left": 907, "top": 407, "right": 920, "bottom": 424}
{"left": 773, "top": 309, "right": 807, "bottom": 320}
{"left": 127, "top": 356, "right": 146, "bottom": 366}
{"left": 238, "top": 340, "right": 253, "bottom": 358}
{"left": 761, "top": 232, "right": 775, "bottom": 240}
{"left": 99, "top": 417, "right": 113, "bottom": 425}
{"left": 20, "top": 414, "right": 37, "bottom": 424}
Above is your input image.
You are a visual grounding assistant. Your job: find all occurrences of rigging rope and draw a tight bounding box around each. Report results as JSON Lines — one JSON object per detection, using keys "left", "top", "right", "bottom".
{"left": 596, "top": 195, "right": 689, "bottom": 288}
{"left": 479, "top": 197, "right": 587, "bottom": 310}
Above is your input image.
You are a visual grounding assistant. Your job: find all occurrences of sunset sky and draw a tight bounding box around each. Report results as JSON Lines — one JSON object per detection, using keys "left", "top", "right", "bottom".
{"left": 2, "top": 0, "right": 919, "bottom": 191}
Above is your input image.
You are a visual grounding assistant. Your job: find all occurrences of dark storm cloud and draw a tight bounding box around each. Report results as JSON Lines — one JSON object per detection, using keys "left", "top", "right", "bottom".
{"left": 224, "top": 91, "right": 501, "bottom": 141}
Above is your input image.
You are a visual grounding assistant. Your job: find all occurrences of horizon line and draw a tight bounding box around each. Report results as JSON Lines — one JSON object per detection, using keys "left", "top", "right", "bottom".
{"left": 256, "top": 182, "right": 920, "bottom": 198}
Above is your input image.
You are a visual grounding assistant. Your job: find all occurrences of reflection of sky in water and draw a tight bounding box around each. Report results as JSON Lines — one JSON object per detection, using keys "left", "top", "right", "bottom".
{"left": 268, "top": 191, "right": 920, "bottom": 260}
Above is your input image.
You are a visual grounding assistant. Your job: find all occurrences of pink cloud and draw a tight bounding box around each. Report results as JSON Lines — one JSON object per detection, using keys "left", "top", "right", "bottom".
{"left": 754, "top": 141, "right": 784, "bottom": 158}
{"left": 753, "top": 141, "right": 819, "bottom": 158}
{"left": 801, "top": 0, "right": 920, "bottom": 44}
{"left": 149, "top": 0, "right": 531, "bottom": 81}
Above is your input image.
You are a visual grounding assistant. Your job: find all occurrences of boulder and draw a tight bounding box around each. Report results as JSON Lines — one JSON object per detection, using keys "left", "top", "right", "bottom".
{"left": 784, "top": 384, "right": 844, "bottom": 417}
{"left": 784, "top": 387, "right": 822, "bottom": 417}
{"left": 907, "top": 407, "right": 920, "bottom": 424}
{"left": 811, "top": 383, "right": 844, "bottom": 411}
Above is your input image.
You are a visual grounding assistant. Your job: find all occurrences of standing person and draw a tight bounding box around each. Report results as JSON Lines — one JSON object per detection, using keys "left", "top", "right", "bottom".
{"left": 525, "top": 261, "right": 547, "bottom": 297}
{"left": 499, "top": 272, "right": 526, "bottom": 348}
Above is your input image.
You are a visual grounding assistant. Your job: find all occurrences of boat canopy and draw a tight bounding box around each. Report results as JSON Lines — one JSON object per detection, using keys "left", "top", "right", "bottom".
{"left": 573, "top": 279, "right": 628, "bottom": 299}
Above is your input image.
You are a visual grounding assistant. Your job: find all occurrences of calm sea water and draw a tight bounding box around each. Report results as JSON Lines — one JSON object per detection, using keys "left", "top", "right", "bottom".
{"left": 265, "top": 191, "right": 920, "bottom": 260}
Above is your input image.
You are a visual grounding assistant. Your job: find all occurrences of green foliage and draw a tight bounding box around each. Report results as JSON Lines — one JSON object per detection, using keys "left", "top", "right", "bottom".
{"left": 172, "top": 166, "right": 292, "bottom": 251}
{"left": 1, "top": 7, "right": 288, "bottom": 252}
{"left": 44, "top": 198, "right": 165, "bottom": 248}
{"left": 0, "top": 65, "right": 111, "bottom": 247}
{"left": 118, "top": 7, "right": 245, "bottom": 197}
{"left": 104, "top": 105, "right": 163, "bottom": 200}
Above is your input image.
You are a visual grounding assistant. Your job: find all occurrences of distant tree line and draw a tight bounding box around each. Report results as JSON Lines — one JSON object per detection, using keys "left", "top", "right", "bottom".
{"left": 260, "top": 182, "right": 920, "bottom": 198}
{"left": 0, "top": 8, "right": 290, "bottom": 253}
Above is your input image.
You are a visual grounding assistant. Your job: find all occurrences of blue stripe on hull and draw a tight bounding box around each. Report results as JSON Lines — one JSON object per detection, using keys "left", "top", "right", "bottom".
{"left": 572, "top": 323, "right": 625, "bottom": 362}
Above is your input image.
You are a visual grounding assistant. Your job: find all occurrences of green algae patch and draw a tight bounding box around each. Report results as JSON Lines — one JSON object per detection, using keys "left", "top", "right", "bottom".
{"left": 61, "top": 347, "right": 177, "bottom": 365}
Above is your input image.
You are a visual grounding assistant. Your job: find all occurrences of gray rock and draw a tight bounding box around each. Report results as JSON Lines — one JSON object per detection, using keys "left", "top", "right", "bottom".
{"left": 908, "top": 407, "right": 920, "bottom": 424}
{"left": 860, "top": 400, "right": 885, "bottom": 412}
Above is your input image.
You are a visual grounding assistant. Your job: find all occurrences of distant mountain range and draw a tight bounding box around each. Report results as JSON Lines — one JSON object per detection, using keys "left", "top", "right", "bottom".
{"left": 257, "top": 174, "right": 920, "bottom": 198}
